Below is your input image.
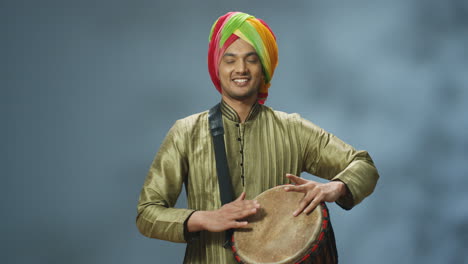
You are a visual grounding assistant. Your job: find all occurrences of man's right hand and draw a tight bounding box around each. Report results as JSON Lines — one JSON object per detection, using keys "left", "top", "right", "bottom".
{"left": 187, "top": 192, "right": 260, "bottom": 232}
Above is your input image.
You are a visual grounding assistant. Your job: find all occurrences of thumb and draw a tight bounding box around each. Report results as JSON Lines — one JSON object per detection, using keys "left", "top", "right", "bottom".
{"left": 235, "top": 192, "right": 246, "bottom": 201}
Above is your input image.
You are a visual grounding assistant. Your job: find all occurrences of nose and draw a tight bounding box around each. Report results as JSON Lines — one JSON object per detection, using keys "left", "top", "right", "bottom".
{"left": 235, "top": 60, "right": 247, "bottom": 74}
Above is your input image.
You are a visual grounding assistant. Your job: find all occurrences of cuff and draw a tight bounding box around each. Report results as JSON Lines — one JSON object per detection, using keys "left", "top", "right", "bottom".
{"left": 332, "top": 179, "right": 354, "bottom": 210}
{"left": 183, "top": 210, "right": 201, "bottom": 242}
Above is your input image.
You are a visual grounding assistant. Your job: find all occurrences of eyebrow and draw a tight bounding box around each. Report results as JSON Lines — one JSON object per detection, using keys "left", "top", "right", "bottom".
{"left": 223, "top": 52, "right": 259, "bottom": 58}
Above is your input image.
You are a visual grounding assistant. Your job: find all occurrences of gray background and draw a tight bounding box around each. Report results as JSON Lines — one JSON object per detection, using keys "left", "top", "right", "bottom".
{"left": 3, "top": 0, "right": 468, "bottom": 263}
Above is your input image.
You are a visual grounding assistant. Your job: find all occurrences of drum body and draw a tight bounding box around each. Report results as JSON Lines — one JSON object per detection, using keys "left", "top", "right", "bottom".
{"left": 231, "top": 186, "right": 338, "bottom": 264}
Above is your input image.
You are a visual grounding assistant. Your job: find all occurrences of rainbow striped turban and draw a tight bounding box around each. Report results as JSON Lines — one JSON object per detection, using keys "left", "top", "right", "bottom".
{"left": 208, "top": 12, "right": 278, "bottom": 104}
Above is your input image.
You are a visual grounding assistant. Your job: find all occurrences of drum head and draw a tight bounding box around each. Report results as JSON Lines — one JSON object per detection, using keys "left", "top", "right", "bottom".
{"left": 232, "top": 186, "right": 323, "bottom": 264}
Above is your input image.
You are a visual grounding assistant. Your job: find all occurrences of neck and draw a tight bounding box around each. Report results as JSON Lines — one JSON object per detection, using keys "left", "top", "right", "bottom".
{"left": 221, "top": 96, "right": 257, "bottom": 123}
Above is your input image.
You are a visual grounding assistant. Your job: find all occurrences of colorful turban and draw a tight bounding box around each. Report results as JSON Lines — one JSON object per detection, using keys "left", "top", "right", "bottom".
{"left": 208, "top": 12, "right": 278, "bottom": 104}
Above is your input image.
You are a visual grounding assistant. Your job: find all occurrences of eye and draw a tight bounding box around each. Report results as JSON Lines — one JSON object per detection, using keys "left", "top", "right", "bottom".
{"left": 224, "top": 60, "right": 235, "bottom": 64}
{"left": 247, "top": 56, "right": 259, "bottom": 63}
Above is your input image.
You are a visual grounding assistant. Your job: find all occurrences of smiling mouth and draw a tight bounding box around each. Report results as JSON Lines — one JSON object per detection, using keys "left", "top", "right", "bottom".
{"left": 232, "top": 78, "right": 250, "bottom": 85}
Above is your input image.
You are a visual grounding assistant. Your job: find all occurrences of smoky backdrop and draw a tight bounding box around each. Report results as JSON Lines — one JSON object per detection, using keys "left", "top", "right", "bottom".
{"left": 3, "top": 0, "right": 468, "bottom": 263}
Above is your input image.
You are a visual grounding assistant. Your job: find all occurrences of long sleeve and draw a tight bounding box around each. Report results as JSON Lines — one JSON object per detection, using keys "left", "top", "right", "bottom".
{"left": 299, "top": 117, "right": 379, "bottom": 209}
{"left": 135, "top": 106, "right": 380, "bottom": 263}
{"left": 136, "top": 120, "right": 195, "bottom": 243}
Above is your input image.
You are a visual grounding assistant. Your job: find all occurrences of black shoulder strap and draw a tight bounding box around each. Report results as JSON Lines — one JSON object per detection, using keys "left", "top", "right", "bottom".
{"left": 208, "top": 103, "right": 234, "bottom": 247}
{"left": 209, "top": 103, "right": 234, "bottom": 205}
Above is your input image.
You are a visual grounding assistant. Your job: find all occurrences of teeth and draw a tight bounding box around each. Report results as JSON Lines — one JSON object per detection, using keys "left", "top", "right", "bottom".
{"left": 233, "top": 79, "right": 248, "bottom": 83}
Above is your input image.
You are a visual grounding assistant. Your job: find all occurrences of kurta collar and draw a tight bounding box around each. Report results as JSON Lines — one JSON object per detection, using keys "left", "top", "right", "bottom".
{"left": 220, "top": 100, "right": 261, "bottom": 123}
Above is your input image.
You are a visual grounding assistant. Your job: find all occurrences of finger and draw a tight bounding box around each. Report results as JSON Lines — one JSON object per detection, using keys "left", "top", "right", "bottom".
{"left": 233, "top": 199, "right": 260, "bottom": 209}
{"left": 233, "top": 206, "right": 259, "bottom": 220}
{"left": 232, "top": 221, "right": 249, "bottom": 229}
{"left": 225, "top": 199, "right": 258, "bottom": 212}
{"left": 293, "top": 194, "right": 313, "bottom": 216}
{"left": 284, "top": 185, "right": 307, "bottom": 193}
{"left": 230, "top": 203, "right": 259, "bottom": 216}
{"left": 286, "top": 174, "right": 308, "bottom": 185}
{"left": 224, "top": 208, "right": 257, "bottom": 223}
{"left": 235, "top": 192, "right": 246, "bottom": 201}
{"left": 248, "top": 200, "right": 261, "bottom": 209}
{"left": 303, "top": 198, "right": 321, "bottom": 215}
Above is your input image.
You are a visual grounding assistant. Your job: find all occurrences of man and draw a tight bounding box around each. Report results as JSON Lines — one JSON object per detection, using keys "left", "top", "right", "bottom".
{"left": 136, "top": 11, "right": 379, "bottom": 263}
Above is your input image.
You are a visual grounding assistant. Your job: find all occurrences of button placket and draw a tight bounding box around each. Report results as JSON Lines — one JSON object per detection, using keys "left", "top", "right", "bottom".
{"left": 237, "top": 122, "right": 245, "bottom": 186}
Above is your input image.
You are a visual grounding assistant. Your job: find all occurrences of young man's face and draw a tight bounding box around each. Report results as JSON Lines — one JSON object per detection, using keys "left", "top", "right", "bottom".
{"left": 218, "top": 38, "right": 264, "bottom": 102}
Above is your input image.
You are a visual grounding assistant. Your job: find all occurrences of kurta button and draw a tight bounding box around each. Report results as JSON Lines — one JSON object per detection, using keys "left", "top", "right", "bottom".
{"left": 240, "top": 163, "right": 243, "bottom": 166}
{"left": 240, "top": 150, "right": 243, "bottom": 154}
{"left": 236, "top": 124, "right": 240, "bottom": 127}
{"left": 237, "top": 138, "right": 241, "bottom": 141}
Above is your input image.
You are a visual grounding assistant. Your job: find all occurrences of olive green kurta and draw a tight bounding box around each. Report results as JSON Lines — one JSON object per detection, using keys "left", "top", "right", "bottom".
{"left": 136, "top": 101, "right": 379, "bottom": 263}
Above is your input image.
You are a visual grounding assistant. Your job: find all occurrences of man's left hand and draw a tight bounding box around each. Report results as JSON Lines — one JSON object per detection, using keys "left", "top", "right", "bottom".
{"left": 284, "top": 174, "right": 346, "bottom": 216}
